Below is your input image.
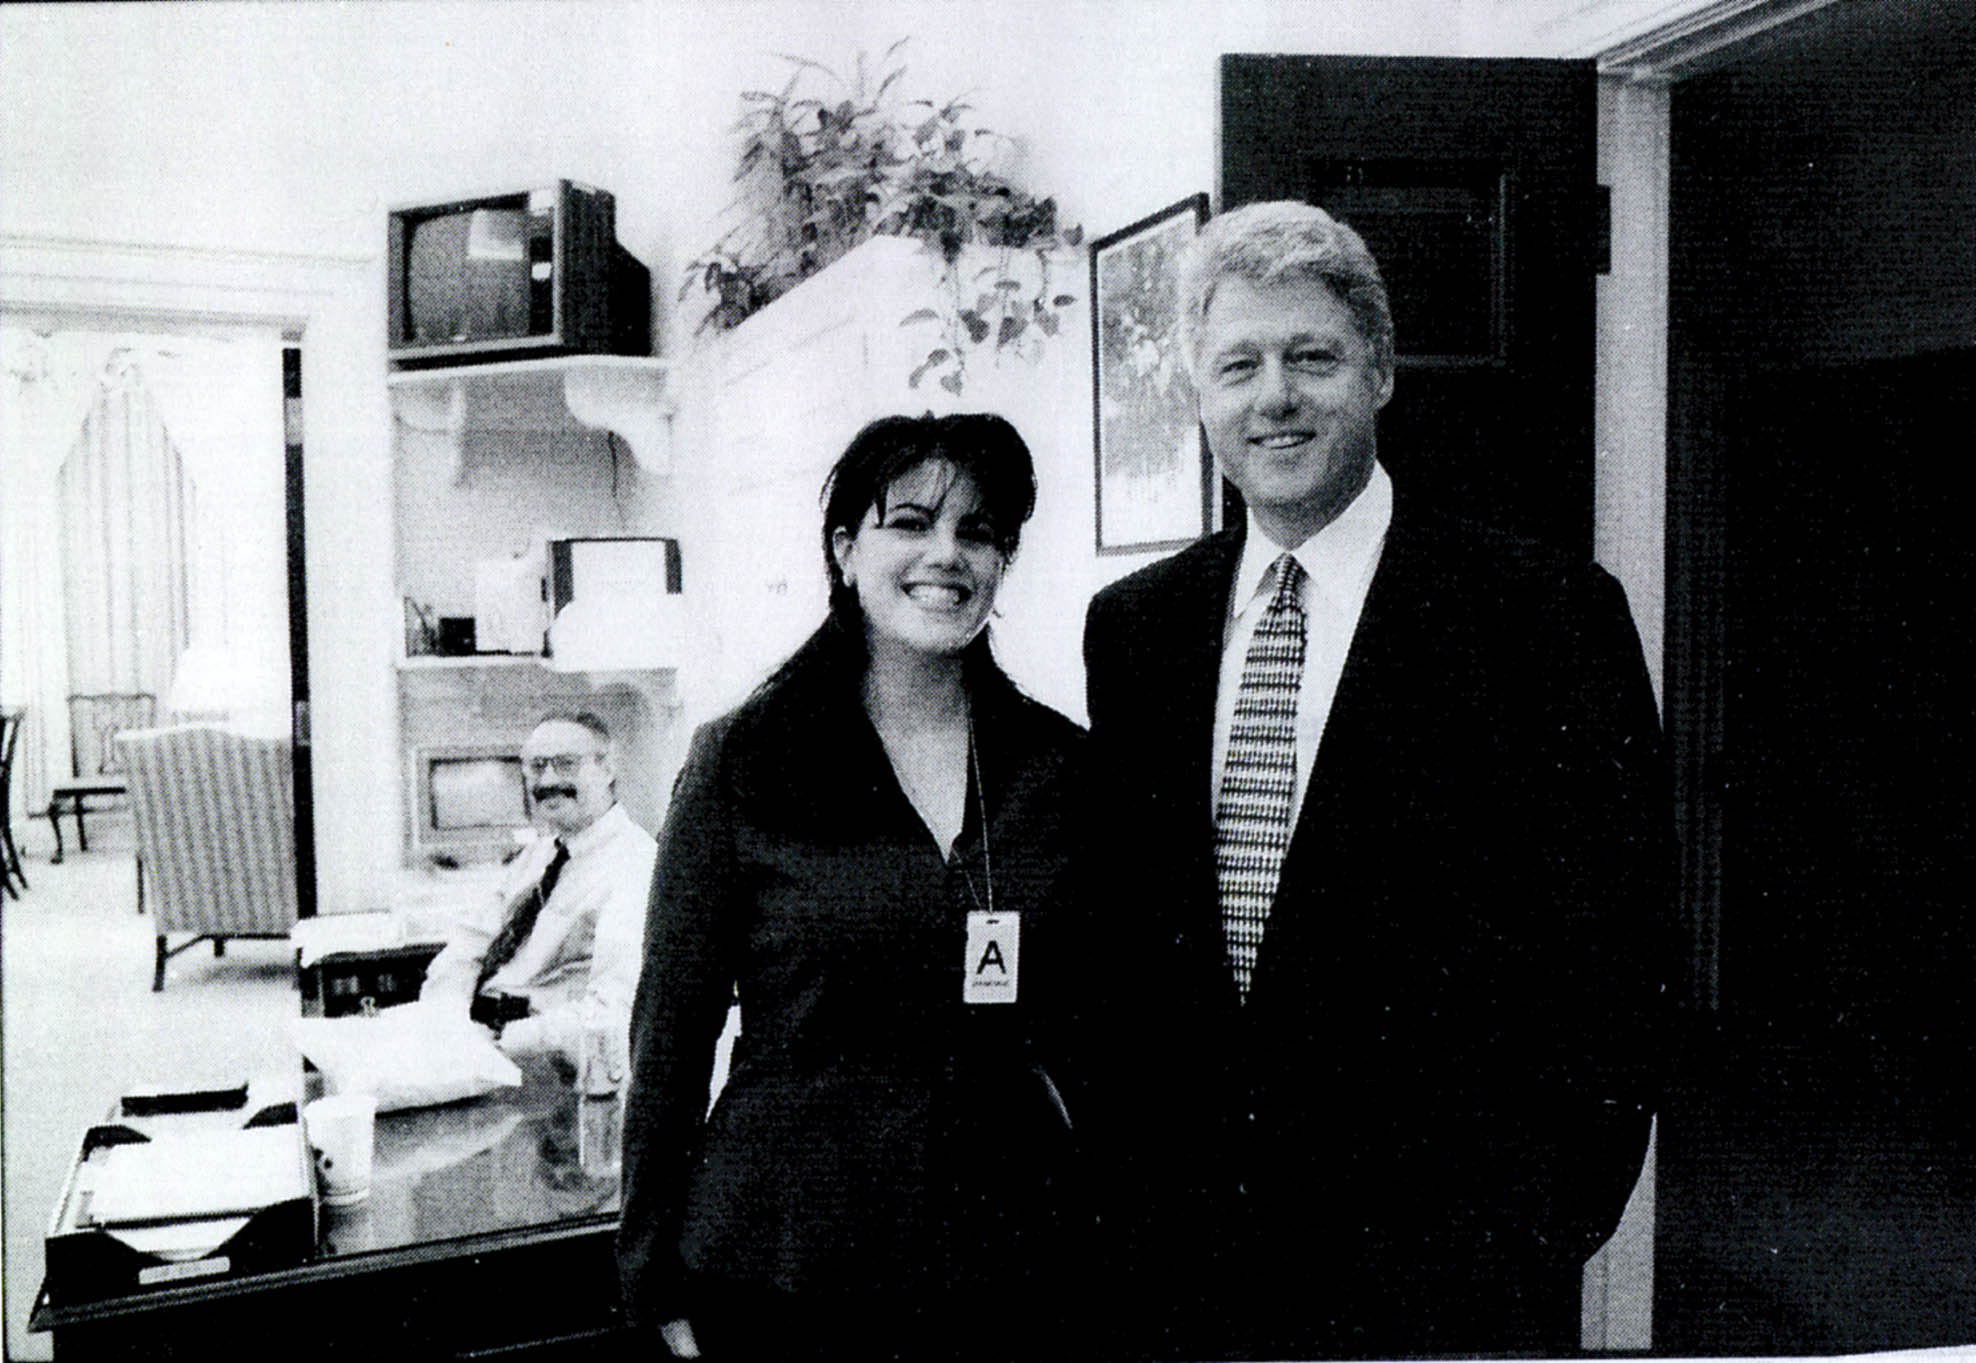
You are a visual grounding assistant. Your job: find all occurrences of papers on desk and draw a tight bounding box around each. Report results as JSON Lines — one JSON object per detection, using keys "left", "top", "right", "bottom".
{"left": 83, "top": 1127, "right": 310, "bottom": 1227}
{"left": 289, "top": 1004, "right": 522, "bottom": 1113}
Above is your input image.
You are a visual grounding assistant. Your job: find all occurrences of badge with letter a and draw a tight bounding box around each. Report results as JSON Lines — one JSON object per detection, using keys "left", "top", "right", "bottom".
{"left": 963, "top": 911, "right": 1019, "bottom": 1004}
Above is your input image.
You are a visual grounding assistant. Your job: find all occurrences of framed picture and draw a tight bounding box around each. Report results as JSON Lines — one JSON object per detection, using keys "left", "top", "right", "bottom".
{"left": 1090, "top": 193, "right": 1213, "bottom": 555}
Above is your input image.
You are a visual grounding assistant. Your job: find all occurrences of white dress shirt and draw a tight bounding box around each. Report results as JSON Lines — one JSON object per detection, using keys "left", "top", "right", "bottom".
{"left": 421, "top": 801, "right": 658, "bottom": 1064}
{"left": 1211, "top": 461, "right": 1392, "bottom": 829}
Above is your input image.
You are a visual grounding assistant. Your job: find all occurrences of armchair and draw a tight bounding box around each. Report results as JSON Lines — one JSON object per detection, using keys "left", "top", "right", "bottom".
{"left": 117, "top": 724, "right": 301, "bottom": 990}
{"left": 46, "top": 691, "right": 157, "bottom": 862}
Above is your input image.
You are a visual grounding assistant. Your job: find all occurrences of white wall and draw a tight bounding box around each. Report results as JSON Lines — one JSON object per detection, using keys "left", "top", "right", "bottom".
{"left": 0, "top": 0, "right": 1574, "bottom": 318}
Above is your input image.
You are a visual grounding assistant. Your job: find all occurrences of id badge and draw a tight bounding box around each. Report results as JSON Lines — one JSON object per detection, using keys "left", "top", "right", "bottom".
{"left": 963, "top": 911, "right": 1019, "bottom": 1005}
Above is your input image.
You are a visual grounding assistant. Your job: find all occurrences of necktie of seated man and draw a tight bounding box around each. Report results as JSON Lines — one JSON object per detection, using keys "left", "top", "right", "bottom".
{"left": 475, "top": 840, "right": 570, "bottom": 995}
{"left": 1214, "top": 555, "right": 1307, "bottom": 1002}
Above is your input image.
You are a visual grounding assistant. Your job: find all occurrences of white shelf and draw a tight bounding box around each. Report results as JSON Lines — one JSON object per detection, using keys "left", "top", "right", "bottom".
{"left": 388, "top": 354, "right": 673, "bottom": 475}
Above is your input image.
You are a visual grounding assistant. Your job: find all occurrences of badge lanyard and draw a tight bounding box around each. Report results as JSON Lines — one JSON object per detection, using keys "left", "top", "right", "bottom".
{"left": 963, "top": 717, "right": 1018, "bottom": 1005}
{"left": 970, "top": 716, "right": 992, "bottom": 917}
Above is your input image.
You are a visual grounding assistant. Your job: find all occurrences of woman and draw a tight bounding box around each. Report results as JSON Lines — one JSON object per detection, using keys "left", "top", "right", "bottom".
{"left": 616, "top": 414, "right": 1091, "bottom": 1360}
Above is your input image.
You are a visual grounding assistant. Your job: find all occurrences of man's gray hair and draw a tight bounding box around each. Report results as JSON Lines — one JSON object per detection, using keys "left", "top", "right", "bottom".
{"left": 1177, "top": 200, "right": 1395, "bottom": 381}
{"left": 534, "top": 710, "right": 611, "bottom": 746}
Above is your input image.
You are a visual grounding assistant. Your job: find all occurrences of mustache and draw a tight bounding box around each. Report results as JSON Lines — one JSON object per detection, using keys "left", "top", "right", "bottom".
{"left": 531, "top": 784, "right": 578, "bottom": 803}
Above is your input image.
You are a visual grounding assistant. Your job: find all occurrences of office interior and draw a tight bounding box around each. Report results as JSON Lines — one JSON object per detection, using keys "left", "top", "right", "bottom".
{"left": 3, "top": 0, "right": 1972, "bottom": 1357}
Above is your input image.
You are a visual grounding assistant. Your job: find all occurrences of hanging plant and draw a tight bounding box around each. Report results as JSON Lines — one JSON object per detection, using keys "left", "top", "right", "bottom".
{"left": 683, "top": 40, "right": 1082, "bottom": 393}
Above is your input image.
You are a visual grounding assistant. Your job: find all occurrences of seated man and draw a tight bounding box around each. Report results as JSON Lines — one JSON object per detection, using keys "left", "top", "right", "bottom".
{"left": 419, "top": 711, "right": 657, "bottom": 1067}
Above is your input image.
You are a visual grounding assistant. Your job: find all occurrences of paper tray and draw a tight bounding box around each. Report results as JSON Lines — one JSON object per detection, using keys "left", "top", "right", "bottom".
{"left": 43, "top": 1093, "right": 318, "bottom": 1306}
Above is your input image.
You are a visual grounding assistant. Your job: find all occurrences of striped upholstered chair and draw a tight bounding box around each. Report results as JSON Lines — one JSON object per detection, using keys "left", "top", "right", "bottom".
{"left": 117, "top": 725, "right": 301, "bottom": 990}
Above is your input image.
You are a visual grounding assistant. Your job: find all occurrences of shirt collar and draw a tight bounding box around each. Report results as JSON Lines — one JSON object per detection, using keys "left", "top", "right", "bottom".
{"left": 1233, "top": 461, "right": 1393, "bottom": 614}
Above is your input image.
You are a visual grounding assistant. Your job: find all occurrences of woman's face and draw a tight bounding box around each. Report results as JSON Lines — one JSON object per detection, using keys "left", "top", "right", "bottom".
{"left": 830, "top": 460, "right": 1005, "bottom": 663}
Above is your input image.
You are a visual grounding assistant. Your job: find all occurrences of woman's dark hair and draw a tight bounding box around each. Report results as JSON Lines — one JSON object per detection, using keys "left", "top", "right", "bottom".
{"left": 819, "top": 412, "right": 1037, "bottom": 619}
{"left": 757, "top": 412, "right": 1038, "bottom": 702}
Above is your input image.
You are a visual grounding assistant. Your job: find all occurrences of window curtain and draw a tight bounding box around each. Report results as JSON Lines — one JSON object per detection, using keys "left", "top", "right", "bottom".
{"left": 59, "top": 358, "right": 196, "bottom": 704}
{"left": 2, "top": 325, "right": 96, "bottom": 815}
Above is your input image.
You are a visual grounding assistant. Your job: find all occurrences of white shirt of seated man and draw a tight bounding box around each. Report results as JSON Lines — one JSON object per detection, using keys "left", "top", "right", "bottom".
{"left": 419, "top": 716, "right": 657, "bottom": 1069}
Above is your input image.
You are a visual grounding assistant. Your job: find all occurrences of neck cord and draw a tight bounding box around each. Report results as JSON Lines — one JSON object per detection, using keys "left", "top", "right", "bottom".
{"left": 969, "top": 714, "right": 993, "bottom": 916}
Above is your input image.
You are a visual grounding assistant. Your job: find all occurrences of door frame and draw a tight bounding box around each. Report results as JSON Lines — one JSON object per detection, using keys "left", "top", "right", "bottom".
{"left": 1, "top": 234, "right": 385, "bottom": 918}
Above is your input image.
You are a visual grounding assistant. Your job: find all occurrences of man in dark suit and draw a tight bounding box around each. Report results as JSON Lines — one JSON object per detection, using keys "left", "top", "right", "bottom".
{"left": 1082, "top": 201, "right": 1671, "bottom": 1359}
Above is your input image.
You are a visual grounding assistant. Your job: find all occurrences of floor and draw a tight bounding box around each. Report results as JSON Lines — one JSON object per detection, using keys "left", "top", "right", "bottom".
{"left": 0, "top": 811, "right": 298, "bottom": 1361}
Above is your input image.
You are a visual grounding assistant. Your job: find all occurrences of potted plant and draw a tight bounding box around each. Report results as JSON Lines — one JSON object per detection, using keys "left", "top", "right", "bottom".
{"left": 685, "top": 41, "right": 1082, "bottom": 394}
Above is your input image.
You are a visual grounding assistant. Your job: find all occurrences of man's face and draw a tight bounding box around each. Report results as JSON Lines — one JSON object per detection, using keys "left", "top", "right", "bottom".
{"left": 520, "top": 720, "right": 614, "bottom": 836}
{"left": 1196, "top": 273, "right": 1393, "bottom": 548}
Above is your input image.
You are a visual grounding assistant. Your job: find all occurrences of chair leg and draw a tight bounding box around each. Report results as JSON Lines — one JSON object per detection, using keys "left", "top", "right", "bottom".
{"left": 135, "top": 855, "right": 145, "bottom": 916}
{"left": 213, "top": 938, "right": 226, "bottom": 958}
{"left": 2, "top": 820, "right": 27, "bottom": 894}
{"left": 47, "top": 799, "right": 66, "bottom": 864}
{"left": 154, "top": 936, "right": 167, "bottom": 992}
{"left": 75, "top": 800, "right": 89, "bottom": 853}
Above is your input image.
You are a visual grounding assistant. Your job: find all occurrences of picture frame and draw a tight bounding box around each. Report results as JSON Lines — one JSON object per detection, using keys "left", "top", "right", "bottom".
{"left": 1090, "top": 193, "right": 1213, "bottom": 555}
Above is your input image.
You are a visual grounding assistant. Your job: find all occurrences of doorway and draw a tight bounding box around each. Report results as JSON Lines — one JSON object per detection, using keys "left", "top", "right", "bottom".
{"left": 0, "top": 322, "right": 301, "bottom": 849}
{"left": 1657, "top": 0, "right": 1976, "bottom": 1349}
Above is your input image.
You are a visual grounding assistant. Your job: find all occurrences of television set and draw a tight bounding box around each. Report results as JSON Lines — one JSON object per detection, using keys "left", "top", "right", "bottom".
{"left": 408, "top": 744, "right": 533, "bottom": 864}
{"left": 386, "top": 181, "right": 651, "bottom": 368}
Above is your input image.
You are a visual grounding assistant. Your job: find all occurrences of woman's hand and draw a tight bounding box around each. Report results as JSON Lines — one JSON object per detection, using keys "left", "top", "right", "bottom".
{"left": 662, "top": 1318, "right": 702, "bottom": 1358}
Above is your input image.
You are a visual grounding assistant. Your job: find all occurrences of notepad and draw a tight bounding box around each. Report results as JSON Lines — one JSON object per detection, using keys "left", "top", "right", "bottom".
{"left": 85, "top": 1127, "right": 308, "bottom": 1227}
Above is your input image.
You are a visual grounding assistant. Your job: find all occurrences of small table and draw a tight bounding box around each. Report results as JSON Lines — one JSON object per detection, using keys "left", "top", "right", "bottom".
{"left": 31, "top": 1056, "right": 627, "bottom": 1360}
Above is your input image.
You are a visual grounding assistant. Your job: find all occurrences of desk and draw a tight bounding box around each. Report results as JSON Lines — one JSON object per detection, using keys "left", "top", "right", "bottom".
{"left": 31, "top": 1057, "right": 628, "bottom": 1360}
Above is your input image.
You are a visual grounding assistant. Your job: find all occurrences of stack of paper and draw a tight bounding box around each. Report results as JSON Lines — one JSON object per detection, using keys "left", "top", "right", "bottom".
{"left": 84, "top": 1127, "right": 308, "bottom": 1227}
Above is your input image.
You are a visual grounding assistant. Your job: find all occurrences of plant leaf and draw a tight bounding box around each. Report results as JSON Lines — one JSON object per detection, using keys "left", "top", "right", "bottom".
{"left": 962, "top": 312, "right": 991, "bottom": 343}
{"left": 1052, "top": 295, "right": 1077, "bottom": 307}
{"left": 940, "top": 371, "right": 964, "bottom": 394}
{"left": 998, "top": 315, "right": 1025, "bottom": 345}
{"left": 900, "top": 309, "right": 941, "bottom": 327}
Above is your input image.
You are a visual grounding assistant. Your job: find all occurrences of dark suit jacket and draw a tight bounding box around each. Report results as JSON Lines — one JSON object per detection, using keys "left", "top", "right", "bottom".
{"left": 1082, "top": 488, "right": 1672, "bottom": 1356}
{"left": 615, "top": 655, "right": 1090, "bottom": 1335}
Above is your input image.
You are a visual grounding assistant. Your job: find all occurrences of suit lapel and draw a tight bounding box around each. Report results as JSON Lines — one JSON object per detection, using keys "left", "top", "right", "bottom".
{"left": 1283, "top": 497, "right": 1438, "bottom": 865}
{"left": 1166, "top": 531, "right": 1244, "bottom": 830}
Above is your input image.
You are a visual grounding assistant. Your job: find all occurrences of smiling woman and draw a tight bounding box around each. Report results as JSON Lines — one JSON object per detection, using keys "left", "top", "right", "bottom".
{"left": 616, "top": 413, "right": 1101, "bottom": 1361}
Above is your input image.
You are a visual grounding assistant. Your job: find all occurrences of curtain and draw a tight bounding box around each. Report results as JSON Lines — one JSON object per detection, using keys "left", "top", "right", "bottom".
{"left": 2, "top": 326, "right": 93, "bottom": 814}
{"left": 59, "top": 363, "right": 195, "bottom": 701}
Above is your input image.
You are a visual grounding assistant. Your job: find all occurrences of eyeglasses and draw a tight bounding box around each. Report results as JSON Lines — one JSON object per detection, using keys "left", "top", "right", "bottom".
{"left": 522, "top": 753, "right": 598, "bottom": 778}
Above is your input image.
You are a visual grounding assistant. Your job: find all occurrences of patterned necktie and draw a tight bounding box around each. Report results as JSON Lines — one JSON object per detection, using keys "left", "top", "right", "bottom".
{"left": 1215, "top": 554, "right": 1308, "bottom": 1002}
{"left": 475, "top": 840, "right": 569, "bottom": 994}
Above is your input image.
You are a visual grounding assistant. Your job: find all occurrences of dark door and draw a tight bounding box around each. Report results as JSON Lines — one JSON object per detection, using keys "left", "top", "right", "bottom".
{"left": 1222, "top": 56, "right": 1604, "bottom": 554}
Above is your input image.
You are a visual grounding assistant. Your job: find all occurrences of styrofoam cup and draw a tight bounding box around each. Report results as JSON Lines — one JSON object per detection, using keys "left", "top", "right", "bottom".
{"left": 304, "top": 1092, "right": 377, "bottom": 1206}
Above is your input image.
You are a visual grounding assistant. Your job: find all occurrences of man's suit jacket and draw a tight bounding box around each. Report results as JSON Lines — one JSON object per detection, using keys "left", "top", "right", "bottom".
{"left": 1083, "top": 487, "right": 1672, "bottom": 1354}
